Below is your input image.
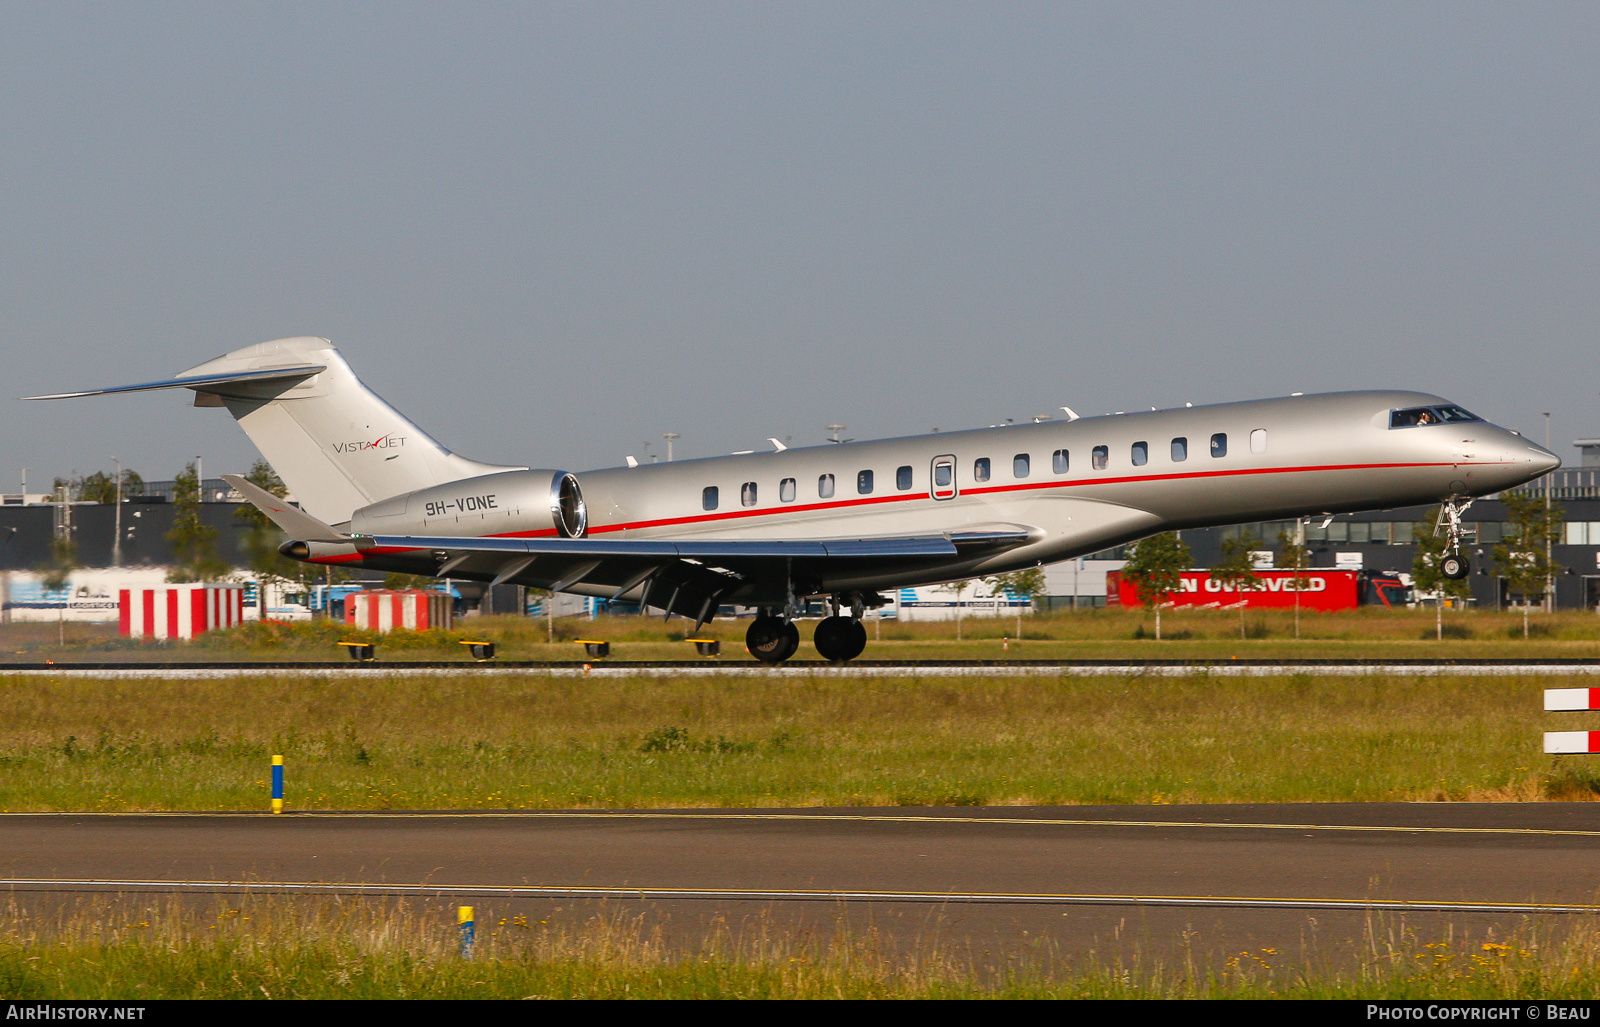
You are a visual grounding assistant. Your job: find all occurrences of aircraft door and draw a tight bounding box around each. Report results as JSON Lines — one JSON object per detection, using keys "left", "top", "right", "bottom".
{"left": 931, "top": 455, "right": 957, "bottom": 500}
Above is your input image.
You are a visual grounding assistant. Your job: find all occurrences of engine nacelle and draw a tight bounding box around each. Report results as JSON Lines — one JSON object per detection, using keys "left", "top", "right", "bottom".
{"left": 348, "top": 469, "right": 587, "bottom": 538}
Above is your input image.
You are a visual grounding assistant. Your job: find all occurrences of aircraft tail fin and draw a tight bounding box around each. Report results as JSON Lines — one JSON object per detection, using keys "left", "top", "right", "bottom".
{"left": 30, "top": 337, "right": 523, "bottom": 522}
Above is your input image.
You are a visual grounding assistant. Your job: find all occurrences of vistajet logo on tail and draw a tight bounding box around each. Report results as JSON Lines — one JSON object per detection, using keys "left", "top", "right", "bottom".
{"left": 333, "top": 433, "right": 406, "bottom": 454}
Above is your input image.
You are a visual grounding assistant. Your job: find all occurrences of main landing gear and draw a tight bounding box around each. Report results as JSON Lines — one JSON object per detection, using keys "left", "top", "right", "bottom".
{"left": 813, "top": 615, "right": 867, "bottom": 663}
{"left": 746, "top": 612, "right": 800, "bottom": 664}
{"left": 1435, "top": 497, "right": 1475, "bottom": 580}
{"left": 744, "top": 595, "right": 872, "bottom": 664}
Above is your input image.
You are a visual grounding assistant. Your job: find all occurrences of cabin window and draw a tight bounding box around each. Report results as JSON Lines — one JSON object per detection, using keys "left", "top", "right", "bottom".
{"left": 1052, "top": 449, "right": 1068, "bottom": 474}
{"left": 741, "top": 482, "right": 758, "bottom": 506}
{"left": 818, "top": 474, "right": 835, "bottom": 499}
{"left": 896, "top": 465, "right": 913, "bottom": 490}
{"left": 1210, "top": 433, "right": 1227, "bottom": 458}
{"left": 935, "top": 462, "right": 953, "bottom": 487}
{"left": 974, "top": 457, "right": 990, "bottom": 482}
{"left": 857, "top": 469, "right": 874, "bottom": 494}
{"left": 1013, "top": 453, "right": 1030, "bottom": 478}
{"left": 1131, "top": 441, "right": 1148, "bottom": 467}
{"left": 1171, "top": 437, "right": 1187, "bottom": 462}
{"left": 780, "top": 478, "right": 796, "bottom": 503}
{"left": 1092, "top": 445, "right": 1108, "bottom": 470}
{"left": 702, "top": 486, "right": 718, "bottom": 511}
{"left": 1250, "top": 429, "right": 1267, "bottom": 454}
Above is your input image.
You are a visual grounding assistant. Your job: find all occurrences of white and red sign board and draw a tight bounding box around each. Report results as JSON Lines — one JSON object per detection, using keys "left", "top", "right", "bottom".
{"left": 1545, "top": 689, "right": 1600, "bottom": 712}
{"left": 1544, "top": 731, "right": 1600, "bottom": 755}
{"left": 1108, "top": 570, "right": 1363, "bottom": 611}
{"left": 345, "top": 590, "right": 453, "bottom": 633}
{"left": 118, "top": 585, "right": 245, "bottom": 640}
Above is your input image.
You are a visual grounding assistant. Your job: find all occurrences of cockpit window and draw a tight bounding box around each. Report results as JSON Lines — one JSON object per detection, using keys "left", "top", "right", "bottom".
{"left": 1392, "top": 407, "right": 1435, "bottom": 428}
{"left": 1391, "top": 406, "right": 1480, "bottom": 428}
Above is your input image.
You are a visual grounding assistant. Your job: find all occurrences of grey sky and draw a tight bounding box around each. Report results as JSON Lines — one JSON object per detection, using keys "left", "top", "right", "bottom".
{"left": 4, "top": 3, "right": 1597, "bottom": 489}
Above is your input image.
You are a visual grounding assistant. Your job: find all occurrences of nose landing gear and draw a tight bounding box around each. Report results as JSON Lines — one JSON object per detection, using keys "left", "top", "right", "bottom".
{"left": 1435, "top": 497, "right": 1476, "bottom": 580}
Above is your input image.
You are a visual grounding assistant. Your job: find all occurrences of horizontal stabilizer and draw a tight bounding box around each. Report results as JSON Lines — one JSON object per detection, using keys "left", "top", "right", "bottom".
{"left": 24, "top": 365, "right": 326, "bottom": 401}
{"left": 221, "top": 474, "right": 349, "bottom": 543}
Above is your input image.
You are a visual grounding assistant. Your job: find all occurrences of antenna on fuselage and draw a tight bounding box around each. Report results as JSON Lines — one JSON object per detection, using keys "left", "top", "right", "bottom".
{"left": 1060, "top": 406, "right": 1080, "bottom": 421}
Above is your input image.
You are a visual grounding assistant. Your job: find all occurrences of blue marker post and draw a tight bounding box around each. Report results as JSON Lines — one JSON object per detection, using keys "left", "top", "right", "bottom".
{"left": 271, "top": 755, "right": 284, "bottom": 814}
{"left": 458, "top": 906, "right": 475, "bottom": 959}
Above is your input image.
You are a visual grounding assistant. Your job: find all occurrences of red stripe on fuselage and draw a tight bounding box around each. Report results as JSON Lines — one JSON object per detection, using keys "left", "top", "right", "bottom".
{"left": 308, "top": 459, "right": 1487, "bottom": 564}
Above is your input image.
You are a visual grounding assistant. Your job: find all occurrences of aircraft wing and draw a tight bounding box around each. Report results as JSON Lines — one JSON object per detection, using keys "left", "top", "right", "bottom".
{"left": 351, "top": 528, "right": 1036, "bottom": 624}
{"left": 351, "top": 530, "right": 1030, "bottom": 560}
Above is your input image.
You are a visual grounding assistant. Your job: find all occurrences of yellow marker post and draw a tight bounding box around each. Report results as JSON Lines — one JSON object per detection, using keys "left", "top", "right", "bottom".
{"left": 271, "top": 755, "right": 284, "bottom": 814}
{"left": 458, "top": 905, "right": 475, "bottom": 958}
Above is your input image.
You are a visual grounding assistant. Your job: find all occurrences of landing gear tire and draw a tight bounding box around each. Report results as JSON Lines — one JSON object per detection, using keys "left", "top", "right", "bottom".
{"left": 813, "top": 615, "right": 867, "bottom": 662}
{"left": 1441, "top": 553, "right": 1470, "bottom": 580}
{"left": 747, "top": 615, "right": 800, "bottom": 664}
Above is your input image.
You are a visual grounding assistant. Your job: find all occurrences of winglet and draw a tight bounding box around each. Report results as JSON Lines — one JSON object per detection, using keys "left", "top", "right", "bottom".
{"left": 221, "top": 474, "right": 350, "bottom": 543}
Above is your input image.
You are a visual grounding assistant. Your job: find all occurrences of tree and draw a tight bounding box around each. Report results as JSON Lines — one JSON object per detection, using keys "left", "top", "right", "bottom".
{"left": 233, "top": 461, "right": 305, "bottom": 616}
{"left": 1209, "top": 534, "right": 1261, "bottom": 639}
{"left": 39, "top": 535, "right": 75, "bottom": 591}
{"left": 982, "top": 567, "right": 1046, "bottom": 639}
{"left": 1495, "top": 490, "right": 1563, "bottom": 638}
{"left": 1412, "top": 506, "right": 1474, "bottom": 640}
{"left": 1275, "top": 525, "right": 1312, "bottom": 639}
{"left": 166, "top": 461, "right": 228, "bottom": 583}
{"left": 937, "top": 578, "right": 976, "bottom": 640}
{"left": 1121, "top": 532, "right": 1191, "bottom": 640}
{"left": 71, "top": 469, "right": 143, "bottom": 504}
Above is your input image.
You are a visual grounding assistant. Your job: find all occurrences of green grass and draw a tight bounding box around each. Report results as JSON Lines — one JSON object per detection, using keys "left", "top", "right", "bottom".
{"left": 0, "top": 669, "right": 1586, "bottom": 810}
{"left": 4, "top": 893, "right": 1600, "bottom": 999}
{"left": 6, "top": 607, "right": 1600, "bottom": 663}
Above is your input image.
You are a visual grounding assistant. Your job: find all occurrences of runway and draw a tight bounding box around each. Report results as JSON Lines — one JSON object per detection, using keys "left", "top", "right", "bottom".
{"left": 6, "top": 804, "right": 1600, "bottom": 967}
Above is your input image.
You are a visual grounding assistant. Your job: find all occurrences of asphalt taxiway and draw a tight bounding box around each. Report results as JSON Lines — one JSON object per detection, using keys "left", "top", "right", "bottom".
{"left": 5, "top": 803, "right": 1598, "bottom": 967}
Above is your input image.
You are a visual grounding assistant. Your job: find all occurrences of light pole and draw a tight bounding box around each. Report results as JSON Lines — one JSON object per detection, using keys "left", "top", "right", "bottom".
{"left": 1545, "top": 412, "right": 1553, "bottom": 612}
{"left": 112, "top": 457, "right": 122, "bottom": 568}
{"left": 661, "top": 433, "right": 679, "bottom": 462}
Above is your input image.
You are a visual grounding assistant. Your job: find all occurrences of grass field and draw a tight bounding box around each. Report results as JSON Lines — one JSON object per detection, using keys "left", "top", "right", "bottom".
{"left": 4, "top": 893, "right": 1600, "bottom": 999}
{"left": 0, "top": 666, "right": 1589, "bottom": 810}
{"left": 4, "top": 606, "right": 1600, "bottom": 663}
{"left": 6, "top": 609, "right": 1599, "bottom": 998}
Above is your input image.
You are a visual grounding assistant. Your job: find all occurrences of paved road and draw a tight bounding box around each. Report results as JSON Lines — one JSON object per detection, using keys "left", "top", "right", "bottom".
{"left": 5, "top": 804, "right": 1598, "bottom": 967}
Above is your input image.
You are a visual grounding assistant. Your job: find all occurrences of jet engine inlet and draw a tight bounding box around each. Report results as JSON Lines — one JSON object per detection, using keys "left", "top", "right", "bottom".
{"left": 551, "top": 472, "right": 587, "bottom": 538}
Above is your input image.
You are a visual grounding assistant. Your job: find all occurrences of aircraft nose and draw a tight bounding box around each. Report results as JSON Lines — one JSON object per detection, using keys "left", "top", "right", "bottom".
{"left": 1525, "top": 441, "right": 1561, "bottom": 475}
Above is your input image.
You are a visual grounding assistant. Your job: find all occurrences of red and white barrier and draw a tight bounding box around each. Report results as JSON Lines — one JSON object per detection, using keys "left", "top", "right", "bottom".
{"left": 118, "top": 585, "right": 245, "bottom": 640}
{"left": 1545, "top": 689, "right": 1600, "bottom": 712}
{"left": 345, "top": 590, "right": 452, "bottom": 633}
{"left": 1545, "top": 731, "right": 1600, "bottom": 755}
